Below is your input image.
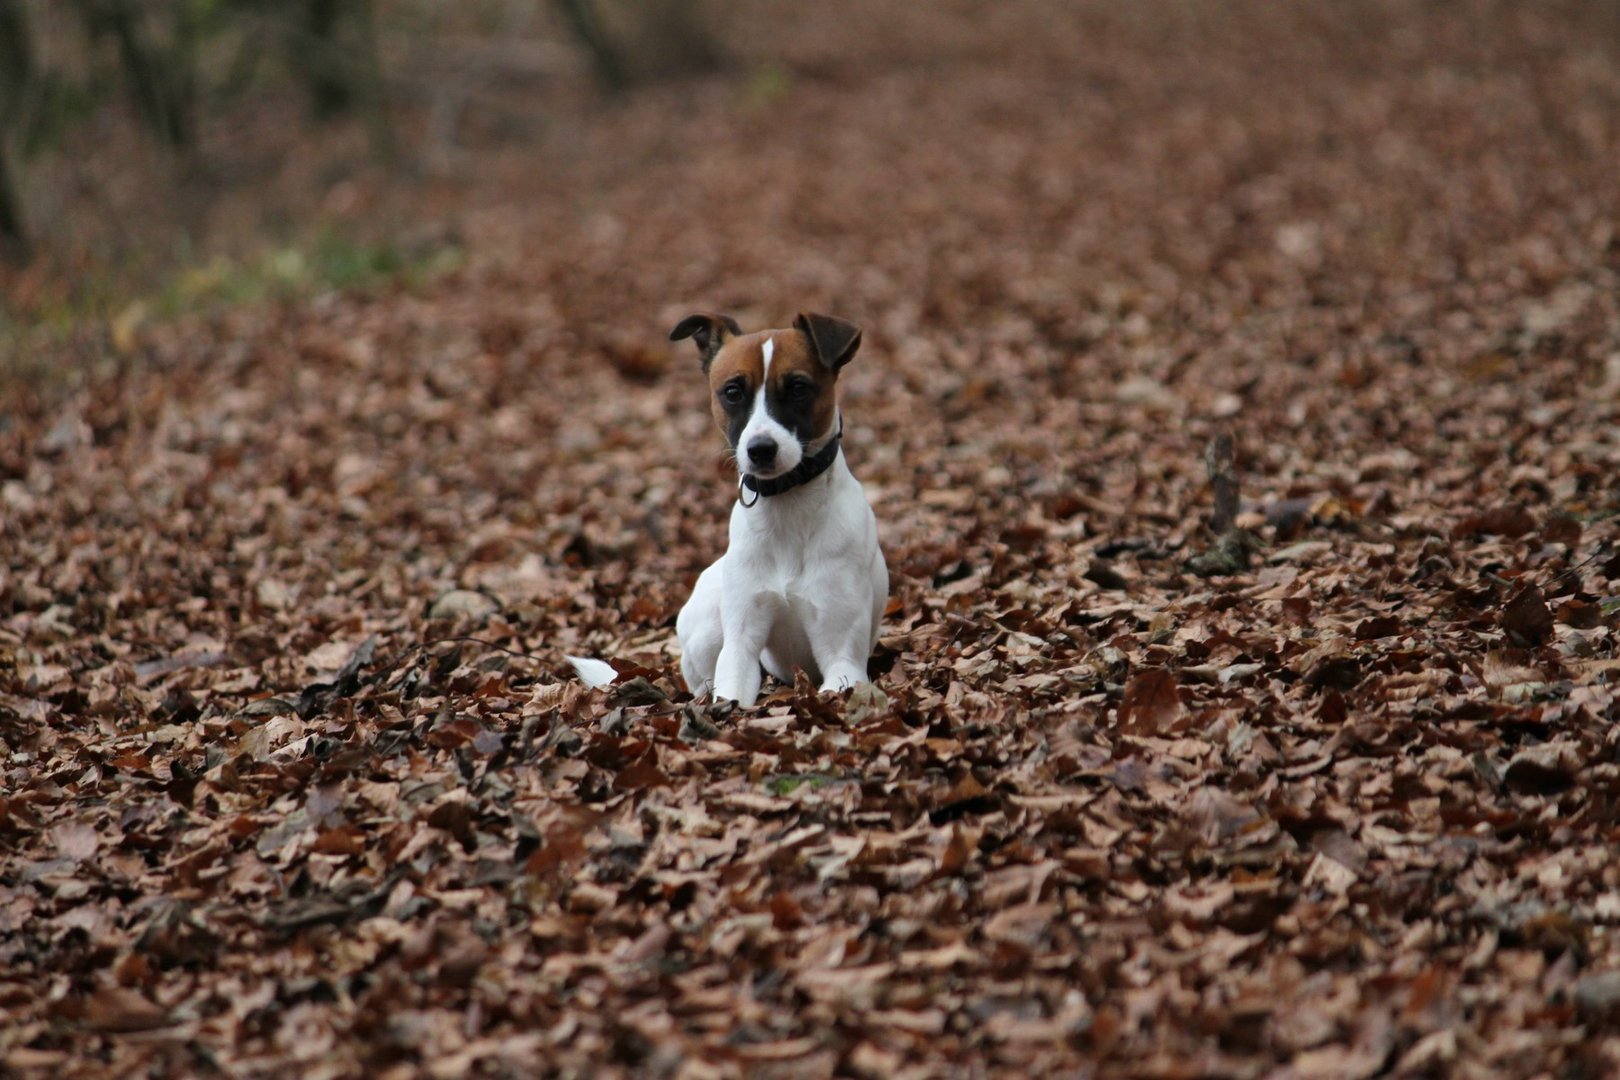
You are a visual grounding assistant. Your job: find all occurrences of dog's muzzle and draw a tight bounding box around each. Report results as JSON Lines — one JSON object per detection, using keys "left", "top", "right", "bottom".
{"left": 738, "top": 426, "right": 842, "bottom": 504}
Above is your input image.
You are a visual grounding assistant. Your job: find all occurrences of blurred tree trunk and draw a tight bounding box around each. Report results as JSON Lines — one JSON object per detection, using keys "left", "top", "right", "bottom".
{"left": 298, "top": 0, "right": 360, "bottom": 118}
{"left": 0, "top": 146, "right": 25, "bottom": 261}
{"left": 305, "top": 0, "right": 350, "bottom": 117}
{"left": 289, "top": 0, "right": 393, "bottom": 154}
{"left": 0, "top": 0, "right": 31, "bottom": 259}
{"left": 351, "top": 0, "right": 392, "bottom": 156}
{"left": 554, "top": 0, "right": 629, "bottom": 92}
{"left": 553, "top": 1, "right": 724, "bottom": 89}
{"left": 76, "top": 0, "right": 197, "bottom": 149}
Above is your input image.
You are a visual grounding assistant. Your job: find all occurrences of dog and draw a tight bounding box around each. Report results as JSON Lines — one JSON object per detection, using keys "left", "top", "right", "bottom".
{"left": 670, "top": 311, "right": 888, "bottom": 707}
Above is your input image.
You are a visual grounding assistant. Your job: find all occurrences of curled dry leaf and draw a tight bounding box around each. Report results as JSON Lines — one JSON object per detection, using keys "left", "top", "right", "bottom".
{"left": 51, "top": 820, "right": 100, "bottom": 861}
{"left": 1185, "top": 787, "right": 1264, "bottom": 847}
{"left": 1503, "top": 743, "right": 1582, "bottom": 794}
{"left": 1118, "top": 668, "right": 1185, "bottom": 734}
{"left": 1501, "top": 583, "right": 1555, "bottom": 646}
{"left": 81, "top": 988, "right": 170, "bottom": 1033}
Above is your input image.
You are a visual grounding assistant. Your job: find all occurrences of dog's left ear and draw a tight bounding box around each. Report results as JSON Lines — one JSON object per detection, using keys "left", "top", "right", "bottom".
{"left": 794, "top": 312, "right": 862, "bottom": 372}
{"left": 670, "top": 312, "right": 742, "bottom": 371}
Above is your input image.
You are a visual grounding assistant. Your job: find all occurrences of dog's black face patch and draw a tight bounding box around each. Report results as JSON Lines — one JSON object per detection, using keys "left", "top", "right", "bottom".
{"left": 711, "top": 365, "right": 827, "bottom": 454}
{"left": 715, "top": 373, "right": 752, "bottom": 450}
{"left": 765, "top": 372, "right": 827, "bottom": 445}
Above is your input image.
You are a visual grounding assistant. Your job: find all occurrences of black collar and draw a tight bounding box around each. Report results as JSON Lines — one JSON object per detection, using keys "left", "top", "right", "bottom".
{"left": 740, "top": 426, "right": 841, "bottom": 502}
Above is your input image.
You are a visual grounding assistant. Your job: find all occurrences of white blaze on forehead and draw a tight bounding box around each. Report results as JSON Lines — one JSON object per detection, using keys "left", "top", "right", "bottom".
{"left": 736, "top": 333, "right": 802, "bottom": 477}
{"left": 751, "top": 336, "right": 773, "bottom": 415}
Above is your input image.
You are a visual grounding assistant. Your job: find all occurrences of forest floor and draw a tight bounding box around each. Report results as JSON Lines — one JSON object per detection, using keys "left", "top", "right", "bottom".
{"left": 4, "top": 3, "right": 1620, "bottom": 1077}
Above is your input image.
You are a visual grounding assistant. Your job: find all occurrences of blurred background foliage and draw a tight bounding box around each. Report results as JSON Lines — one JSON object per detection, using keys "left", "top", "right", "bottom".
{"left": 0, "top": 0, "right": 719, "bottom": 329}
{"left": 4, "top": 0, "right": 1616, "bottom": 345}
{"left": 1, "top": 0, "right": 390, "bottom": 253}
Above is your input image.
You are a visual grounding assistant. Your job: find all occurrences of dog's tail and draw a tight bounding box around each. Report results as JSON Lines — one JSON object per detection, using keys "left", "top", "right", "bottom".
{"left": 564, "top": 654, "right": 619, "bottom": 689}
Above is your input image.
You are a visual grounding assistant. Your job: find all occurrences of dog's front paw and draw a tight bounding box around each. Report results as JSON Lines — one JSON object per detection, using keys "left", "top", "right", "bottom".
{"left": 713, "top": 681, "right": 761, "bottom": 709}
{"left": 818, "top": 662, "right": 867, "bottom": 694}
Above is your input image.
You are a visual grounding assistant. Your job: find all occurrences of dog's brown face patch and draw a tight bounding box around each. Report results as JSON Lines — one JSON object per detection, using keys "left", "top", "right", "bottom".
{"left": 706, "top": 330, "right": 840, "bottom": 451}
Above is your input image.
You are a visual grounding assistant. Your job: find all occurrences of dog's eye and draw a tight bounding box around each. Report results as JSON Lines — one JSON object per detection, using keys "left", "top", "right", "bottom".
{"left": 784, "top": 378, "right": 815, "bottom": 401}
{"left": 720, "top": 381, "right": 748, "bottom": 407}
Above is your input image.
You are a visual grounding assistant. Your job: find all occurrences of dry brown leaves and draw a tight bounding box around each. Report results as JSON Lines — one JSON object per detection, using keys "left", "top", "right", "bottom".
{"left": 4, "top": 3, "right": 1620, "bottom": 1077}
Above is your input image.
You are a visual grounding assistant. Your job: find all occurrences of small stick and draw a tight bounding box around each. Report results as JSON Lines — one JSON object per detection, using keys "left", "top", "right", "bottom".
{"left": 1206, "top": 431, "right": 1238, "bottom": 535}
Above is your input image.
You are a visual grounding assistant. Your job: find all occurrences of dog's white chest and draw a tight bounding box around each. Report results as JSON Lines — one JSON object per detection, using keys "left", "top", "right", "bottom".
{"left": 678, "top": 457, "right": 887, "bottom": 706}
{"left": 728, "top": 466, "right": 867, "bottom": 591}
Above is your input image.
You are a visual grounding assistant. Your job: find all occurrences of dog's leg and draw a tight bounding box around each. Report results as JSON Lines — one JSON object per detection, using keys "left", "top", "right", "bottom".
{"left": 809, "top": 603, "right": 874, "bottom": 695}
{"left": 714, "top": 590, "right": 784, "bottom": 706}
{"left": 682, "top": 645, "right": 720, "bottom": 699}
{"left": 713, "top": 646, "right": 763, "bottom": 707}
{"left": 763, "top": 613, "right": 814, "bottom": 686}
{"left": 676, "top": 563, "right": 724, "bottom": 698}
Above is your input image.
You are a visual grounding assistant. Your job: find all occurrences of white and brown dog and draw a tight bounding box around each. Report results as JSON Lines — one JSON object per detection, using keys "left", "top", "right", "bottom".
{"left": 671, "top": 311, "right": 888, "bottom": 707}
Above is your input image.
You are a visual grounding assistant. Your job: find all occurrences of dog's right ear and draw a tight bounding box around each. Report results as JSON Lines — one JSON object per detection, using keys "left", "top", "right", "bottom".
{"left": 669, "top": 312, "right": 742, "bottom": 370}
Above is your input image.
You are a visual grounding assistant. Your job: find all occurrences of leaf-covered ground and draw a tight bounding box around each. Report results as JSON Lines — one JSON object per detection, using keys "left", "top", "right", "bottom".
{"left": 5, "top": 4, "right": 1620, "bottom": 1077}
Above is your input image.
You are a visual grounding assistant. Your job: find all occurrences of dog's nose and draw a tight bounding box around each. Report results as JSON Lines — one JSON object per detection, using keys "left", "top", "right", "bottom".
{"left": 746, "top": 439, "right": 778, "bottom": 467}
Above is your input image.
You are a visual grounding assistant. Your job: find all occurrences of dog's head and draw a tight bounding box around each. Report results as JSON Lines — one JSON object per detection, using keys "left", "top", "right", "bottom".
{"left": 670, "top": 311, "right": 861, "bottom": 482}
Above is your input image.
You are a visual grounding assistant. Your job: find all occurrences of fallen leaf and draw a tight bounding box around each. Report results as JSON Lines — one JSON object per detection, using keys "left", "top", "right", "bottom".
{"left": 51, "top": 821, "right": 100, "bottom": 861}
{"left": 1118, "top": 668, "right": 1185, "bottom": 734}
{"left": 1503, "top": 743, "right": 1581, "bottom": 793}
{"left": 1501, "top": 584, "right": 1554, "bottom": 646}
{"left": 82, "top": 988, "right": 169, "bottom": 1033}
